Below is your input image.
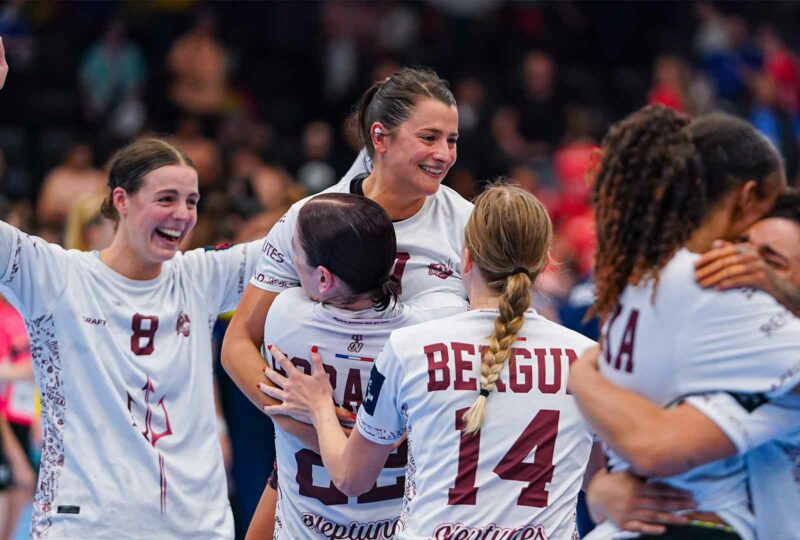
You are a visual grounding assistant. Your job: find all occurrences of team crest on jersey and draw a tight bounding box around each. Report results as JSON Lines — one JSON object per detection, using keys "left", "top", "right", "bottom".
{"left": 428, "top": 259, "right": 454, "bottom": 280}
{"left": 347, "top": 334, "right": 364, "bottom": 353}
{"left": 176, "top": 311, "right": 191, "bottom": 337}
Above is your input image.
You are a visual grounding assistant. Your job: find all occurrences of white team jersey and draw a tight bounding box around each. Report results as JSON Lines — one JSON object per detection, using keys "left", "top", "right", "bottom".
{"left": 357, "top": 309, "right": 596, "bottom": 540}
{"left": 0, "top": 221, "right": 263, "bottom": 540}
{"left": 588, "top": 248, "right": 800, "bottom": 540}
{"left": 343, "top": 148, "right": 372, "bottom": 181}
{"left": 264, "top": 287, "right": 467, "bottom": 540}
{"left": 250, "top": 177, "right": 473, "bottom": 302}
{"left": 686, "top": 392, "right": 800, "bottom": 540}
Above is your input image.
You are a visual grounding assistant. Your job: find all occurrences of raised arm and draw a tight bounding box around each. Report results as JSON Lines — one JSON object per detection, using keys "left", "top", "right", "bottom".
{"left": 0, "top": 37, "right": 8, "bottom": 89}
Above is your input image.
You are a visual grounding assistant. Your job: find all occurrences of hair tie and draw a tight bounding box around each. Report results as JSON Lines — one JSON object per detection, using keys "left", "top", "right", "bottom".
{"left": 511, "top": 267, "right": 529, "bottom": 276}
{"left": 479, "top": 388, "right": 490, "bottom": 397}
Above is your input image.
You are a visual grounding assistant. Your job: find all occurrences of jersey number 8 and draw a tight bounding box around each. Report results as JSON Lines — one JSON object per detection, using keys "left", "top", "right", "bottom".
{"left": 131, "top": 314, "right": 159, "bottom": 356}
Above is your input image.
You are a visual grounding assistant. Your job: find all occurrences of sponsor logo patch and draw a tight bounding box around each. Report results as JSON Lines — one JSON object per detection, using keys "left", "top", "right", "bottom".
{"left": 362, "top": 365, "right": 385, "bottom": 416}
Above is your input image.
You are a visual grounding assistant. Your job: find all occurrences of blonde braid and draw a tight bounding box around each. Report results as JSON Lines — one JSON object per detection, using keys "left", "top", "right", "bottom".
{"left": 462, "top": 271, "right": 532, "bottom": 433}
{"left": 459, "top": 181, "right": 551, "bottom": 434}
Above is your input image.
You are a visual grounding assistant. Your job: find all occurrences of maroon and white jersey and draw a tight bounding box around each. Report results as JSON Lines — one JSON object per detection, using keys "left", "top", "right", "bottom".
{"left": 250, "top": 177, "right": 473, "bottom": 302}
{"left": 686, "top": 392, "right": 800, "bottom": 540}
{"left": 0, "top": 221, "right": 263, "bottom": 540}
{"left": 356, "top": 309, "right": 596, "bottom": 540}
{"left": 264, "top": 287, "right": 467, "bottom": 540}
{"left": 590, "top": 248, "right": 800, "bottom": 540}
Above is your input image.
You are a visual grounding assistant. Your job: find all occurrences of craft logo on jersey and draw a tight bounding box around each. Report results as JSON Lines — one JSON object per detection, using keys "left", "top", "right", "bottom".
{"left": 348, "top": 334, "right": 364, "bottom": 353}
{"left": 176, "top": 311, "right": 191, "bottom": 337}
{"left": 428, "top": 259, "right": 454, "bottom": 280}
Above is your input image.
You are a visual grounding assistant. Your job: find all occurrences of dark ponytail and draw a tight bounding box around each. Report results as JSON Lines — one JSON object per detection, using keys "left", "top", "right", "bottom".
{"left": 297, "top": 193, "right": 399, "bottom": 311}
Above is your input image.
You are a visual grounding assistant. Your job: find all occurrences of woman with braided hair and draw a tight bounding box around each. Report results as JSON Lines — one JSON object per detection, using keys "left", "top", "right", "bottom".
{"left": 568, "top": 104, "right": 800, "bottom": 540}
{"left": 262, "top": 183, "right": 602, "bottom": 538}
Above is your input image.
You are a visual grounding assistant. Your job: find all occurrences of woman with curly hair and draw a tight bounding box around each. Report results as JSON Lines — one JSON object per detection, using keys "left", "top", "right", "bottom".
{"left": 571, "top": 105, "right": 800, "bottom": 540}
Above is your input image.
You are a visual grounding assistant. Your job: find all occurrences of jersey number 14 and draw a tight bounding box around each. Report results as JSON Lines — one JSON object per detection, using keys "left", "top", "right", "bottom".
{"left": 448, "top": 408, "right": 559, "bottom": 508}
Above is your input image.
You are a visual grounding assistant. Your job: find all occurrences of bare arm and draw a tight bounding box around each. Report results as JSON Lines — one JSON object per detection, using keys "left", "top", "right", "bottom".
{"left": 221, "top": 285, "right": 355, "bottom": 447}
{"left": 582, "top": 442, "right": 606, "bottom": 492}
{"left": 569, "top": 346, "right": 736, "bottom": 477}
{"left": 0, "top": 37, "right": 7, "bottom": 89}
{"left": 245, "top": 481, "right": 278, "bottom": 540}
{"left": 0, "top": 360, "right": 32, "bottom": 382}
{"left": 220, "top": 284, "right": 276, "bottom": 410}
{"left": 263, "top": 346, "right": 392, "bottom": 496}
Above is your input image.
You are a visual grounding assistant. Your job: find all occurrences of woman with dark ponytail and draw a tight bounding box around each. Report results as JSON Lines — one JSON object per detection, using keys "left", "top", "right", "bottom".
{"left": 223, "top": 67, "right": 473, "bottom": 537}
{"left": 568, "top": 105, "right": 800, "bottom": 540}
{"left": 262, "top": 183, "right": 602, "bottom": 538}
{"left": 246, "top": 193, "right": 466, "bottom": 539}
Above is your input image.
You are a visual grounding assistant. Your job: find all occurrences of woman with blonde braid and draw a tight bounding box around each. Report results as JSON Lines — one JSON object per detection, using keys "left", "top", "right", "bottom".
{"left": 262, "top": 183, "right": 601, "bottom": 539}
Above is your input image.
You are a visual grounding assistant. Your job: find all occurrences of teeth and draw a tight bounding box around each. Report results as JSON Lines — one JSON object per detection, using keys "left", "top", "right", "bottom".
{"left": 420, "top": 165, "right": 443, "bottom": 175}
{"left": 157, "top": 228, "right": 182, "bottom": 239}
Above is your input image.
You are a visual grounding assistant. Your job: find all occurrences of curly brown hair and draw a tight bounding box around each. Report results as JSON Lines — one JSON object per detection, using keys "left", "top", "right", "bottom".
{"left": 591, "top": 104, "right": 782, "bottom": 319}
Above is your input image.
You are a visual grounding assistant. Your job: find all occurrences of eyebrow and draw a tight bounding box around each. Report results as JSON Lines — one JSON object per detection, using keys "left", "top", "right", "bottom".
{"left": 417, "top": 128, "right": 459, "bottom": 137}
{"left": 759, "top": 244, "right": 789, "bottom": 264}
{"left": 155, "top": 189, "right": 201, "bottom": 199}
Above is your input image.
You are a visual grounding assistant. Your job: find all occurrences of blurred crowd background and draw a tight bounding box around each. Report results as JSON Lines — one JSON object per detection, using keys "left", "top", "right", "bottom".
{"left": 0, "top": 0, "right": 799, "bottom": 537}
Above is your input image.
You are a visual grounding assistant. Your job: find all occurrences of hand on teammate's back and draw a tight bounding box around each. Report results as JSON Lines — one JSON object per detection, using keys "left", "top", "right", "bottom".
{"left": 694, "top": 240, "right": 774, "bottom": 293}
{"left": 261, "top": 345, "right": 334, "bottom": 424}
{"left": 586, "top": 469, "right": 695, "bottom": 535}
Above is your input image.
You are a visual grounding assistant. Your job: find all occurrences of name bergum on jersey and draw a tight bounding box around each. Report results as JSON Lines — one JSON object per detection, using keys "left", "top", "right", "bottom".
{"left": 357, "top": 308, "right": 596, "bottom": 540}
{"left": 0, "top": 220, "right": 262, "bottom": 540}
{"left": 264, "top": 287, "right": 467, "bottom": 540}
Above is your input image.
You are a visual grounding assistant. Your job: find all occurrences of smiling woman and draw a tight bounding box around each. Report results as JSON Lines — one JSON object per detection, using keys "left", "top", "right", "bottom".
{"left": 221, "top": 66, "right": 475, "bottom": 540}
{"left": 0, "top": 137, "right": 264, "bottom": 539}
{"left": 99, "top": 139, "right": 200, "bottom": 278}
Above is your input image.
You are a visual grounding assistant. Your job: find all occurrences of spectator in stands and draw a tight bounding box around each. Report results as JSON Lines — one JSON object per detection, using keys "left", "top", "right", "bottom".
{"left": 36, "top": 142, "right": 105, "bottom": 230}
{"left": 171, "top": 115, "right": 222, "bottom": 191}
{"left": 78, "top": 18, "right": 147, "bottom": 136}
{"left": 167, "top": 9, "right": 229, "bottom": 118}
{"left": 749, "top": 73, "right": 799, "bottom": 182}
